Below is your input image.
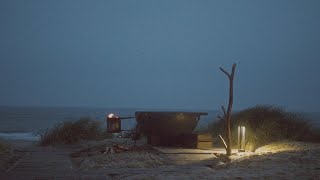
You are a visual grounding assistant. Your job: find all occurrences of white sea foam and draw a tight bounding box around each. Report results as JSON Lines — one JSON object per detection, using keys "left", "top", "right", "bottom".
{"left": 0, "top": 132, "right": 40, "bottom": 141}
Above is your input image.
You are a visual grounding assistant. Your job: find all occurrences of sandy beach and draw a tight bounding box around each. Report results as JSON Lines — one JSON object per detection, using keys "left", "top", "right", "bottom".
{"left": 1, "top": 138, "right": 319, "bottom": 179}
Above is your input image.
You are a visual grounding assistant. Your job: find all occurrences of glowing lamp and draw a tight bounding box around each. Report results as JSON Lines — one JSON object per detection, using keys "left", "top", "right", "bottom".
{"left": 238, "top": 125, "right": 246, "bottom": 152}
{"left": 107, "top": 113, "right": 121, "bottom": 133}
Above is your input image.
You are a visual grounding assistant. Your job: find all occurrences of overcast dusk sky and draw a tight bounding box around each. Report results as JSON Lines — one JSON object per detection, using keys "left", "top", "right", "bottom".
{"left": 0, "top": 0, "right": 320, "bottom": 112}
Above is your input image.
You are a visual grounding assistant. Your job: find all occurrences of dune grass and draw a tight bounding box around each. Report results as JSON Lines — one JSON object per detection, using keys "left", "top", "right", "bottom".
{"left": 40, "top": 117, "right": 112, "bottom": 146}
{"left": 0, "top": 140, "right": 14, "bottom": 172}
{"left": 207, "top": 105, "right": 320, "bottom": 151}
{"left": 0, "top": 140, "right": 11, "bottom": 153}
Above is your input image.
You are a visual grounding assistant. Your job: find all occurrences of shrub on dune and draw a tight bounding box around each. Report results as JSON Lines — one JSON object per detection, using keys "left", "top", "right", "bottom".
{"left": 208, "top": 105, "right": 319, "bottom": 151}
{"left": 0, "top": 140, "right": 11, "bottom": 153}
{"left": 40, "top": 117, "right": 111, "bottom": 146}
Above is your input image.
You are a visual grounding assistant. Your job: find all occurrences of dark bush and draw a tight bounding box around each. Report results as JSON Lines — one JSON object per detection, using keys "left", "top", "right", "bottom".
{"left": 0, "top": 140, "right": 11, "bottom": 153}
{"left": 208, "top": 105, "right": 319, "bottom": 151}
{"left": 40, "top": 117, "right": 112, "bottom": 146}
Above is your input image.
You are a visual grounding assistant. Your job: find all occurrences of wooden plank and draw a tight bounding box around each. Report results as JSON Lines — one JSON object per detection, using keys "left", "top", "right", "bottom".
{"left": 197, "top": 134, "right": 212, "bottom": 142}
{"left": 197, "top": 141, "right": 213, "bottom": 149}
{"left": 79, "top": 166, "right": 212, "bottom": 175}
{"left": 154, "top": 147, "right": 237, "bottom": 154}
{"left": 154, "top": 147, "right": 215, "bottom": 154}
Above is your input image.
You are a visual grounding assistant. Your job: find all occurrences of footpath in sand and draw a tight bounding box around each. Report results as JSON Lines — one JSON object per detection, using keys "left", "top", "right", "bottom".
{"left": 1, "top": 139, "right": 221, "bottom": 179}
{"left": 1, "top": 139, "right": 320, "bottom": 179}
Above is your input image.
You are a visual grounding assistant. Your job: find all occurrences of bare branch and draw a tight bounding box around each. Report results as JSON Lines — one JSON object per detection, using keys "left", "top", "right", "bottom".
{"left": 219, "top": 135, "right": 228, "bottom": 150}
{"left": 230, "top": 63, "right": 236, "bottom": 80}
{"left": 219, "top": 67, "right": 231, "bottom": 78}
{"left": 217, "top": 115, "right": 224, "bottom": 121}
{"left": 221, "top": 106, "right": 227, "bottom": 117}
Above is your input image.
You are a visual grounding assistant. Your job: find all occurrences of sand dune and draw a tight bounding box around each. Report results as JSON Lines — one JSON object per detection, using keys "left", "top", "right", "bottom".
{"left": 1, "top": 138, "right": 319, "bottom": 179}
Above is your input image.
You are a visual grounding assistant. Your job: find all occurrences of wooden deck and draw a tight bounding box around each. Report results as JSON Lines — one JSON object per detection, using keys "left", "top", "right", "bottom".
{"left": 154, "top": 147, "right": 237, "bottom": 166}
{"left": 1, "top": 145, "right": 236, "bottom": 179}
{"left": 154, "top": 147, "right": 237, "bottom": 154}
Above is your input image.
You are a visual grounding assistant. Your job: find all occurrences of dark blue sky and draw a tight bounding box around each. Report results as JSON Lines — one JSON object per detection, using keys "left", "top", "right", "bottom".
{"left": 1, "top": 0, "right": 320, "bottom": 112}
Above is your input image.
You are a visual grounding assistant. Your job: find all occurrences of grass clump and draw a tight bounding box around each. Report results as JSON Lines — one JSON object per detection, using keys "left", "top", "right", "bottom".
{"left": 40, "top": 117, "right": 112, "bottom": 146}
{"left": 208, "top": 105, "right": 319, "bottom": 151}
{"left": 0, "top": 140, "right": 11, "bottom": 153}
{"left": 0, "top": 140, "right": 13, "bottom": 172}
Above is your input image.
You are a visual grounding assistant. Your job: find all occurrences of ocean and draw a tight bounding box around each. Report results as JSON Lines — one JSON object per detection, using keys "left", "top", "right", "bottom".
{"left": 0, "top": 106, "right": 319, "bottom": 141}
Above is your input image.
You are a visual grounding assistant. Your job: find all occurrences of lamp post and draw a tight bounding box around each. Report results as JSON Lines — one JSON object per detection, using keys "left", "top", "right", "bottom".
{"left": 238, "top": 125, "right": 246, "bottom": 152}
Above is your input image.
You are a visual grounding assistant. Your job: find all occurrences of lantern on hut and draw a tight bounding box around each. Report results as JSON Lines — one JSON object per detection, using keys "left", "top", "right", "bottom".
{"left": 238, "top": 125, "right": 246, "bottom": 152}
{"left": 107, "top": 113, "right": 121, "bottom": 133}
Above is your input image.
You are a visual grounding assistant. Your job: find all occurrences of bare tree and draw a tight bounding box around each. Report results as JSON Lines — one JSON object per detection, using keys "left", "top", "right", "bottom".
{"left": 218, "top": 63, "right": 236, "bottom": 156}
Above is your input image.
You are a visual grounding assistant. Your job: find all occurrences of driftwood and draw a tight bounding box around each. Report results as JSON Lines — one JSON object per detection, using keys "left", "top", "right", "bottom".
{"left": 71, "top": 144, "right": 130, "bottom": 158}
{"left": 218, "top": 135, "right": 228, "bottom": 150}
{"left": 219, "top": 63, "right": 236, "bottom": 156}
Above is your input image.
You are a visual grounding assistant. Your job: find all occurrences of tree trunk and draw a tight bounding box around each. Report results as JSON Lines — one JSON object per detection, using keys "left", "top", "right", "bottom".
{"left": 219, "top": 63, "right": 236, "bottom": 156}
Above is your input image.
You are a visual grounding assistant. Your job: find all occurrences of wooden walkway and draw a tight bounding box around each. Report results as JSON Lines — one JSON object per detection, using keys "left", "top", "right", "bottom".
{"left": 1, "top": 146, "right": 232, "bottom": 179}
{"left": 2, "top": 146, "right": 76, "bottom": 179}
{"left": 154, "top": 147, "right": 237, "bottom": 166}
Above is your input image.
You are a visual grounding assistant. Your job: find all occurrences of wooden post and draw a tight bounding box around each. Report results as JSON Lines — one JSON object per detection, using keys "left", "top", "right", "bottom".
{"left": 219, "top": 63, "right": 236, "bottom": 156}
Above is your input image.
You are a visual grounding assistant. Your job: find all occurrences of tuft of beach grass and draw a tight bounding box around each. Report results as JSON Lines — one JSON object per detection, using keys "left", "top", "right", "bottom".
{"left": 39, "top": 117, "right": 112, "bottom": 146}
